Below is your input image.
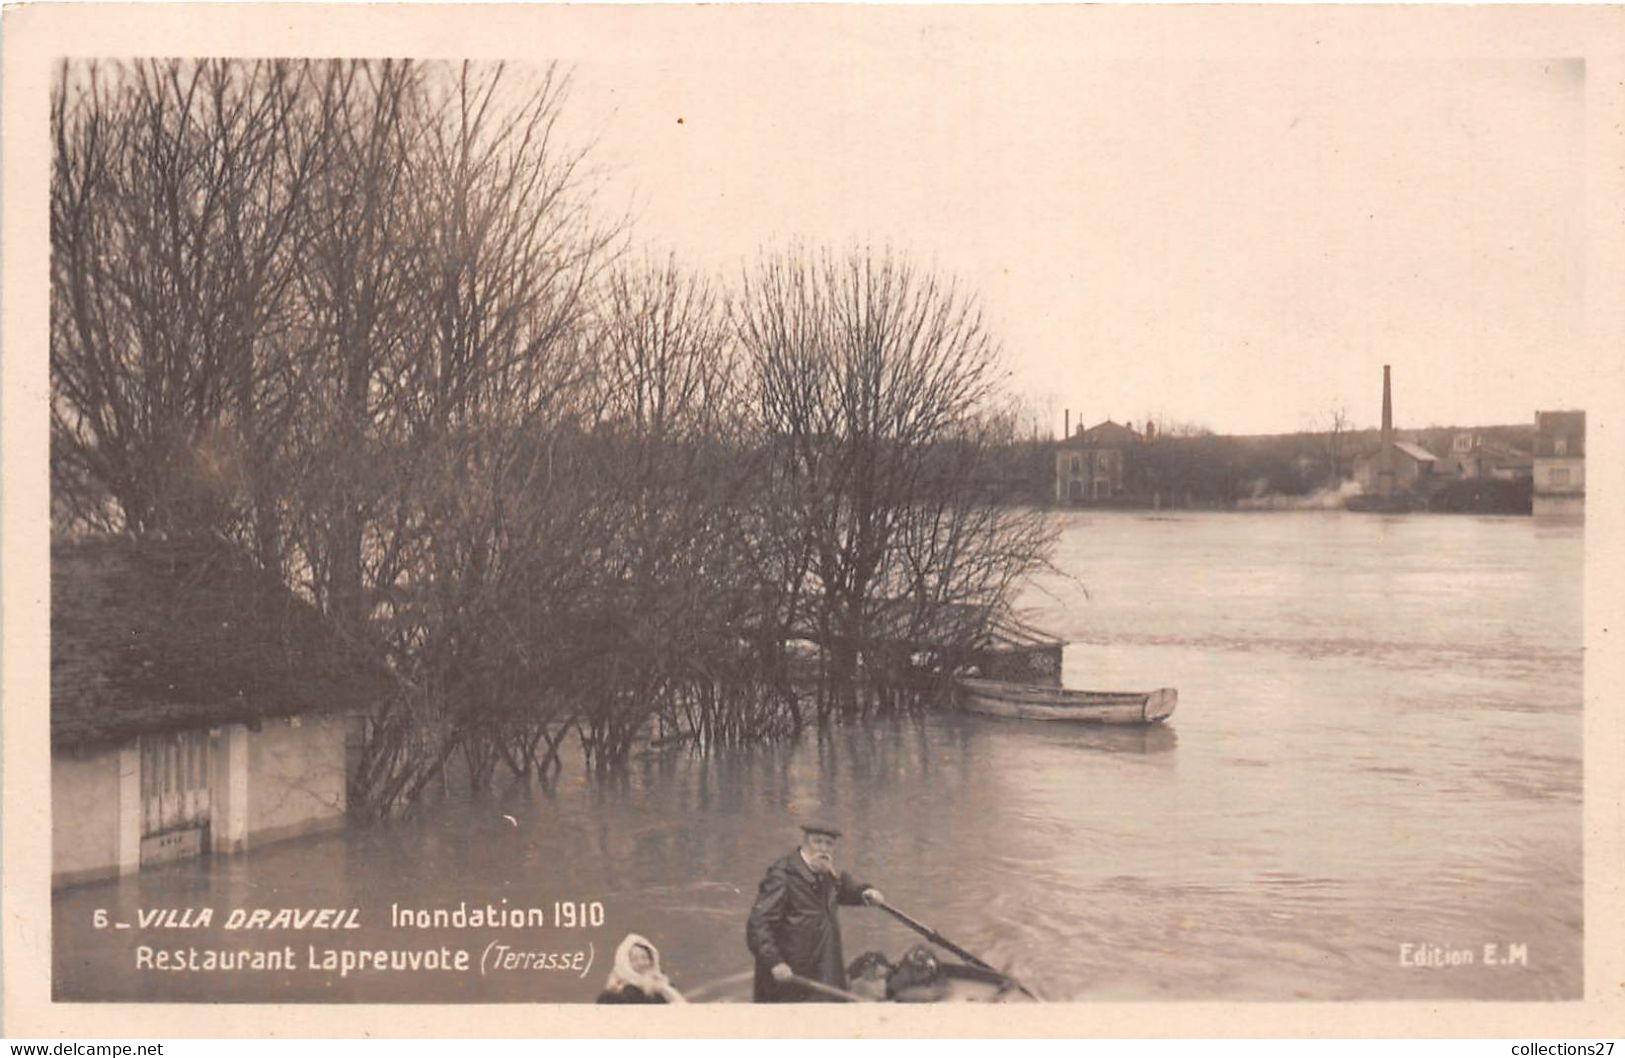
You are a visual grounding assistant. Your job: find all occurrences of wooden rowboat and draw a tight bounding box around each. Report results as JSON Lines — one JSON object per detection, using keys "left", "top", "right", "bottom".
{"left": 955, "top": 677, "right": 1177, "bottom": 725}
{"left": 685, "top": 962, "right": 1034, "bottom": 1004}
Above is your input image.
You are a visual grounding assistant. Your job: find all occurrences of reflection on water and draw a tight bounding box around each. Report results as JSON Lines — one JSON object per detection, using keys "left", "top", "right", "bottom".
{"left": 54, "top": 511, "right": 1582, "bottom": 1002}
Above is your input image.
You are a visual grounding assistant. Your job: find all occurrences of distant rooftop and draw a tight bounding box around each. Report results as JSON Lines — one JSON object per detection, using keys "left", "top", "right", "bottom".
{"left": 1534, "top": 410, "right": 1585, "bottom": 458}
{"left": 1391, "top": 441, "right": 1437, "bottom": 464}
{"left": 1057, "top": 420, "right": 1143, "bottom": 448}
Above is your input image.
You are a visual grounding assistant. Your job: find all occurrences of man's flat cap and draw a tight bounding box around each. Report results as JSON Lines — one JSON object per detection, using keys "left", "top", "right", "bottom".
{"left": 799, "top": 821, "right": 843, "bottom": 838}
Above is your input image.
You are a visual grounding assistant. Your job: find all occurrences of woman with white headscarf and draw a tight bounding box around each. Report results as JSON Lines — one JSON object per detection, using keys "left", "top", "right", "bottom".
{"left": 596, "top": 933, "right": 687, "bottom": 1003}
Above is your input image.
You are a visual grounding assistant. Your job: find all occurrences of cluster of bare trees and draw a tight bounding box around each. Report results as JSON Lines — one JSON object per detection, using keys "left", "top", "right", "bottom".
{"left": 51, "top": 59, "right": 1054, "bottom": 813}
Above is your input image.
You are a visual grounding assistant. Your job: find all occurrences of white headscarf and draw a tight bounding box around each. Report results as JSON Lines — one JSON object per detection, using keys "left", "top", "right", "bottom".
{"left": 604, "top": 932, "right": 686, "bottom": 1003}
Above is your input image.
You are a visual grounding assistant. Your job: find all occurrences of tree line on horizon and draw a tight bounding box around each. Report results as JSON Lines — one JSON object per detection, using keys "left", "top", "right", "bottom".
{"left": 988, "top": 416, "right": 1539, "bottom": 508}
{"left": 48, "top": 59, "right": 1056, "bottom": 814}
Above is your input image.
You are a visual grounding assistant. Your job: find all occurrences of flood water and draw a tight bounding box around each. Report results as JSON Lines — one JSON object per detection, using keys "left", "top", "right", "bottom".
{"left": 53, "top": 510, "right": 1584, "bottom": 1002}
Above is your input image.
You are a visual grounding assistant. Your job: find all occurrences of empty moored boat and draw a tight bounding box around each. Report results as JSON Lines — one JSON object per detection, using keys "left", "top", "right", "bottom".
{"left": 955, "top": 677, "right": 1177, "bottom": 724}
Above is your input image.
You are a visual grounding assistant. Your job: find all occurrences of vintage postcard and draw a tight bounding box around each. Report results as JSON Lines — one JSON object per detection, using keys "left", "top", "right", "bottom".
{"left": 4, "top": 2, "right": 1623, "bottom": 1039}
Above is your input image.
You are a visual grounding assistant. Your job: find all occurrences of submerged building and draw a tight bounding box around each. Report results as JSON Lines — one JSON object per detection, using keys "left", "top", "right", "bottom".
{"left": 1054, "top": 418, "right": 1146, "bottom": 504}
{"left": 1532, "top": 410, "right": 1585, "bottom": 517}
{"left": 1441, "top": 432, "right": 1532, "bottom": 482}
{"left": 51, "top": 535, "right": 393, "bottom": 887}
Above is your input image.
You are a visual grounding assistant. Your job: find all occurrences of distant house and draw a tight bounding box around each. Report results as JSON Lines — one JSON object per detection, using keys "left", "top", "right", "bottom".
{"left": 1054, "top": 419, "right": 1144, "bottom": 504}
{"left": 1532, "top": 410, "right": 1585, "bottom": 516}
{"left": 1354, "top": 439, "right": 1438, "bottom": 496}
{"left": 1443, "top": 432, "right": 1533, "bottom": 482}
{"left": 52, "top": 535, "right": 394, "bottom": 888}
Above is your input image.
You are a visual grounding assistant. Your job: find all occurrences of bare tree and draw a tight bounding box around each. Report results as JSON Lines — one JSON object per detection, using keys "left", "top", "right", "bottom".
{"left": 1142, "top": 412, "right": 1214, "bottom": 439}
{"left": 1318, "top": 404, "right": 1353, "bottom": 484}
{"left": 51, "top": 59, "right": 332, "bottom": 565}
{"left": 282, "top": 60, "right": 424, "bottom": 635}
{"left": 349, "top": 62, "right": 618, "bottom": 808}
{"left": 996, "top": 391, "right": 1056, "bottom": 443}
{"left": 739, "top": 246, "right": 1049, "bottom": 719}
{"left": 51, "top": 61, "right": 1059, "bottom": 812}
{"left": 877, "top": 421, "right": 1057, "bottom": 706}
{"left": 52, "top": 58, "right": 621, "bottom": 812}
{"left": 550, "top": 254, "right": 822, "bottom": 764}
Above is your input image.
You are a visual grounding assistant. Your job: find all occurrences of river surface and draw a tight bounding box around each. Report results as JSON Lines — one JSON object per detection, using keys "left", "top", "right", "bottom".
{"left": 53, "top": 510, "right": 1584, "bottom": 1002}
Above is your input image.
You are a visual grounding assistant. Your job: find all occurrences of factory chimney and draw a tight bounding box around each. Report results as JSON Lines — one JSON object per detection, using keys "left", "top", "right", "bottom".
{"left": 1064, "top": 409, "right": 1070, "bottom": 439}
{"left": 1378, "top": 365, "right": 1395, "bottom": 497}
{"left": 1382, "top": 365, "right": 1393, "bottom": 442}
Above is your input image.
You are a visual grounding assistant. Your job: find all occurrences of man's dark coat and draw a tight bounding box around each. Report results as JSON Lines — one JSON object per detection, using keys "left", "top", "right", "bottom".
{"left": 745, "top": 850, "right": 871, "bottom": 1002}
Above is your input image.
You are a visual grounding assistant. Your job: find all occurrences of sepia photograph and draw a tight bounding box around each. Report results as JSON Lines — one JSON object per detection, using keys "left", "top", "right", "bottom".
{"left": 4, "top": 2, "right": 1624, "bottom": 1039}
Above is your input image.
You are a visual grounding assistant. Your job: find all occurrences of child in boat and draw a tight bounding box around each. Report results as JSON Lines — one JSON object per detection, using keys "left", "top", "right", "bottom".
{"left": 844, "top": 946, "right": 948, "bottom": 1002}
{"left": 596, "top": 933, "right": 687, "bottom": 1003}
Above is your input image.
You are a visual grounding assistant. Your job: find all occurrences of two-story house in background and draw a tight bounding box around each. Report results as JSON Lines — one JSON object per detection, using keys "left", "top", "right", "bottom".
{"left": 1054, "top": 419, "right": 1144, "bottom": 504}
{"left": 1532, "top": 410, "right": 1585, "bottom": 517}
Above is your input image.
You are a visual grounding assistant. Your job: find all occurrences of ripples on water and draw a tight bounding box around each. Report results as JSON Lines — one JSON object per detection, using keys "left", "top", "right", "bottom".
{"left": 54, "top": 511, "right": 1583, "bottom": 1002}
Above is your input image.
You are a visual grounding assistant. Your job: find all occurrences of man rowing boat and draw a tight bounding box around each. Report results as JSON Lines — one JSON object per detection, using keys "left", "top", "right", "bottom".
{"left": 744, "top": 821, "right": 885, "bottom": 1002}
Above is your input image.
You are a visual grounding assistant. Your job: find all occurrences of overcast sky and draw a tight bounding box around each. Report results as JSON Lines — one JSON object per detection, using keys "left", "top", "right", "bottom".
{"left": 558, "top": 12, "right": 1589, "bottom": 437}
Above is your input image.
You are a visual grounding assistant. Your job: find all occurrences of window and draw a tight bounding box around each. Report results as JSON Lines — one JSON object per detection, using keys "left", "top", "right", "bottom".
{"left": 1550, "top": 467, "right": 1570, "bottom": 487}
{"left": 1554, "top": 437, "right": 1568, "bottom": 456}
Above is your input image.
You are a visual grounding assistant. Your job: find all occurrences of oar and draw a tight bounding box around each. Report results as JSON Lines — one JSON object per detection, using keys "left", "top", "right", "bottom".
{"left": 872, "top": 898, "right": 1039, "bottom": 1000}
{"left": 682, "top": 968, "right": 754, "bottom": 1002}
{"left": 678, "top": 969, "right": 871, "bottom": 1004}
{"left": 787, "top": 971, "right": 872, "bottom": 1003}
